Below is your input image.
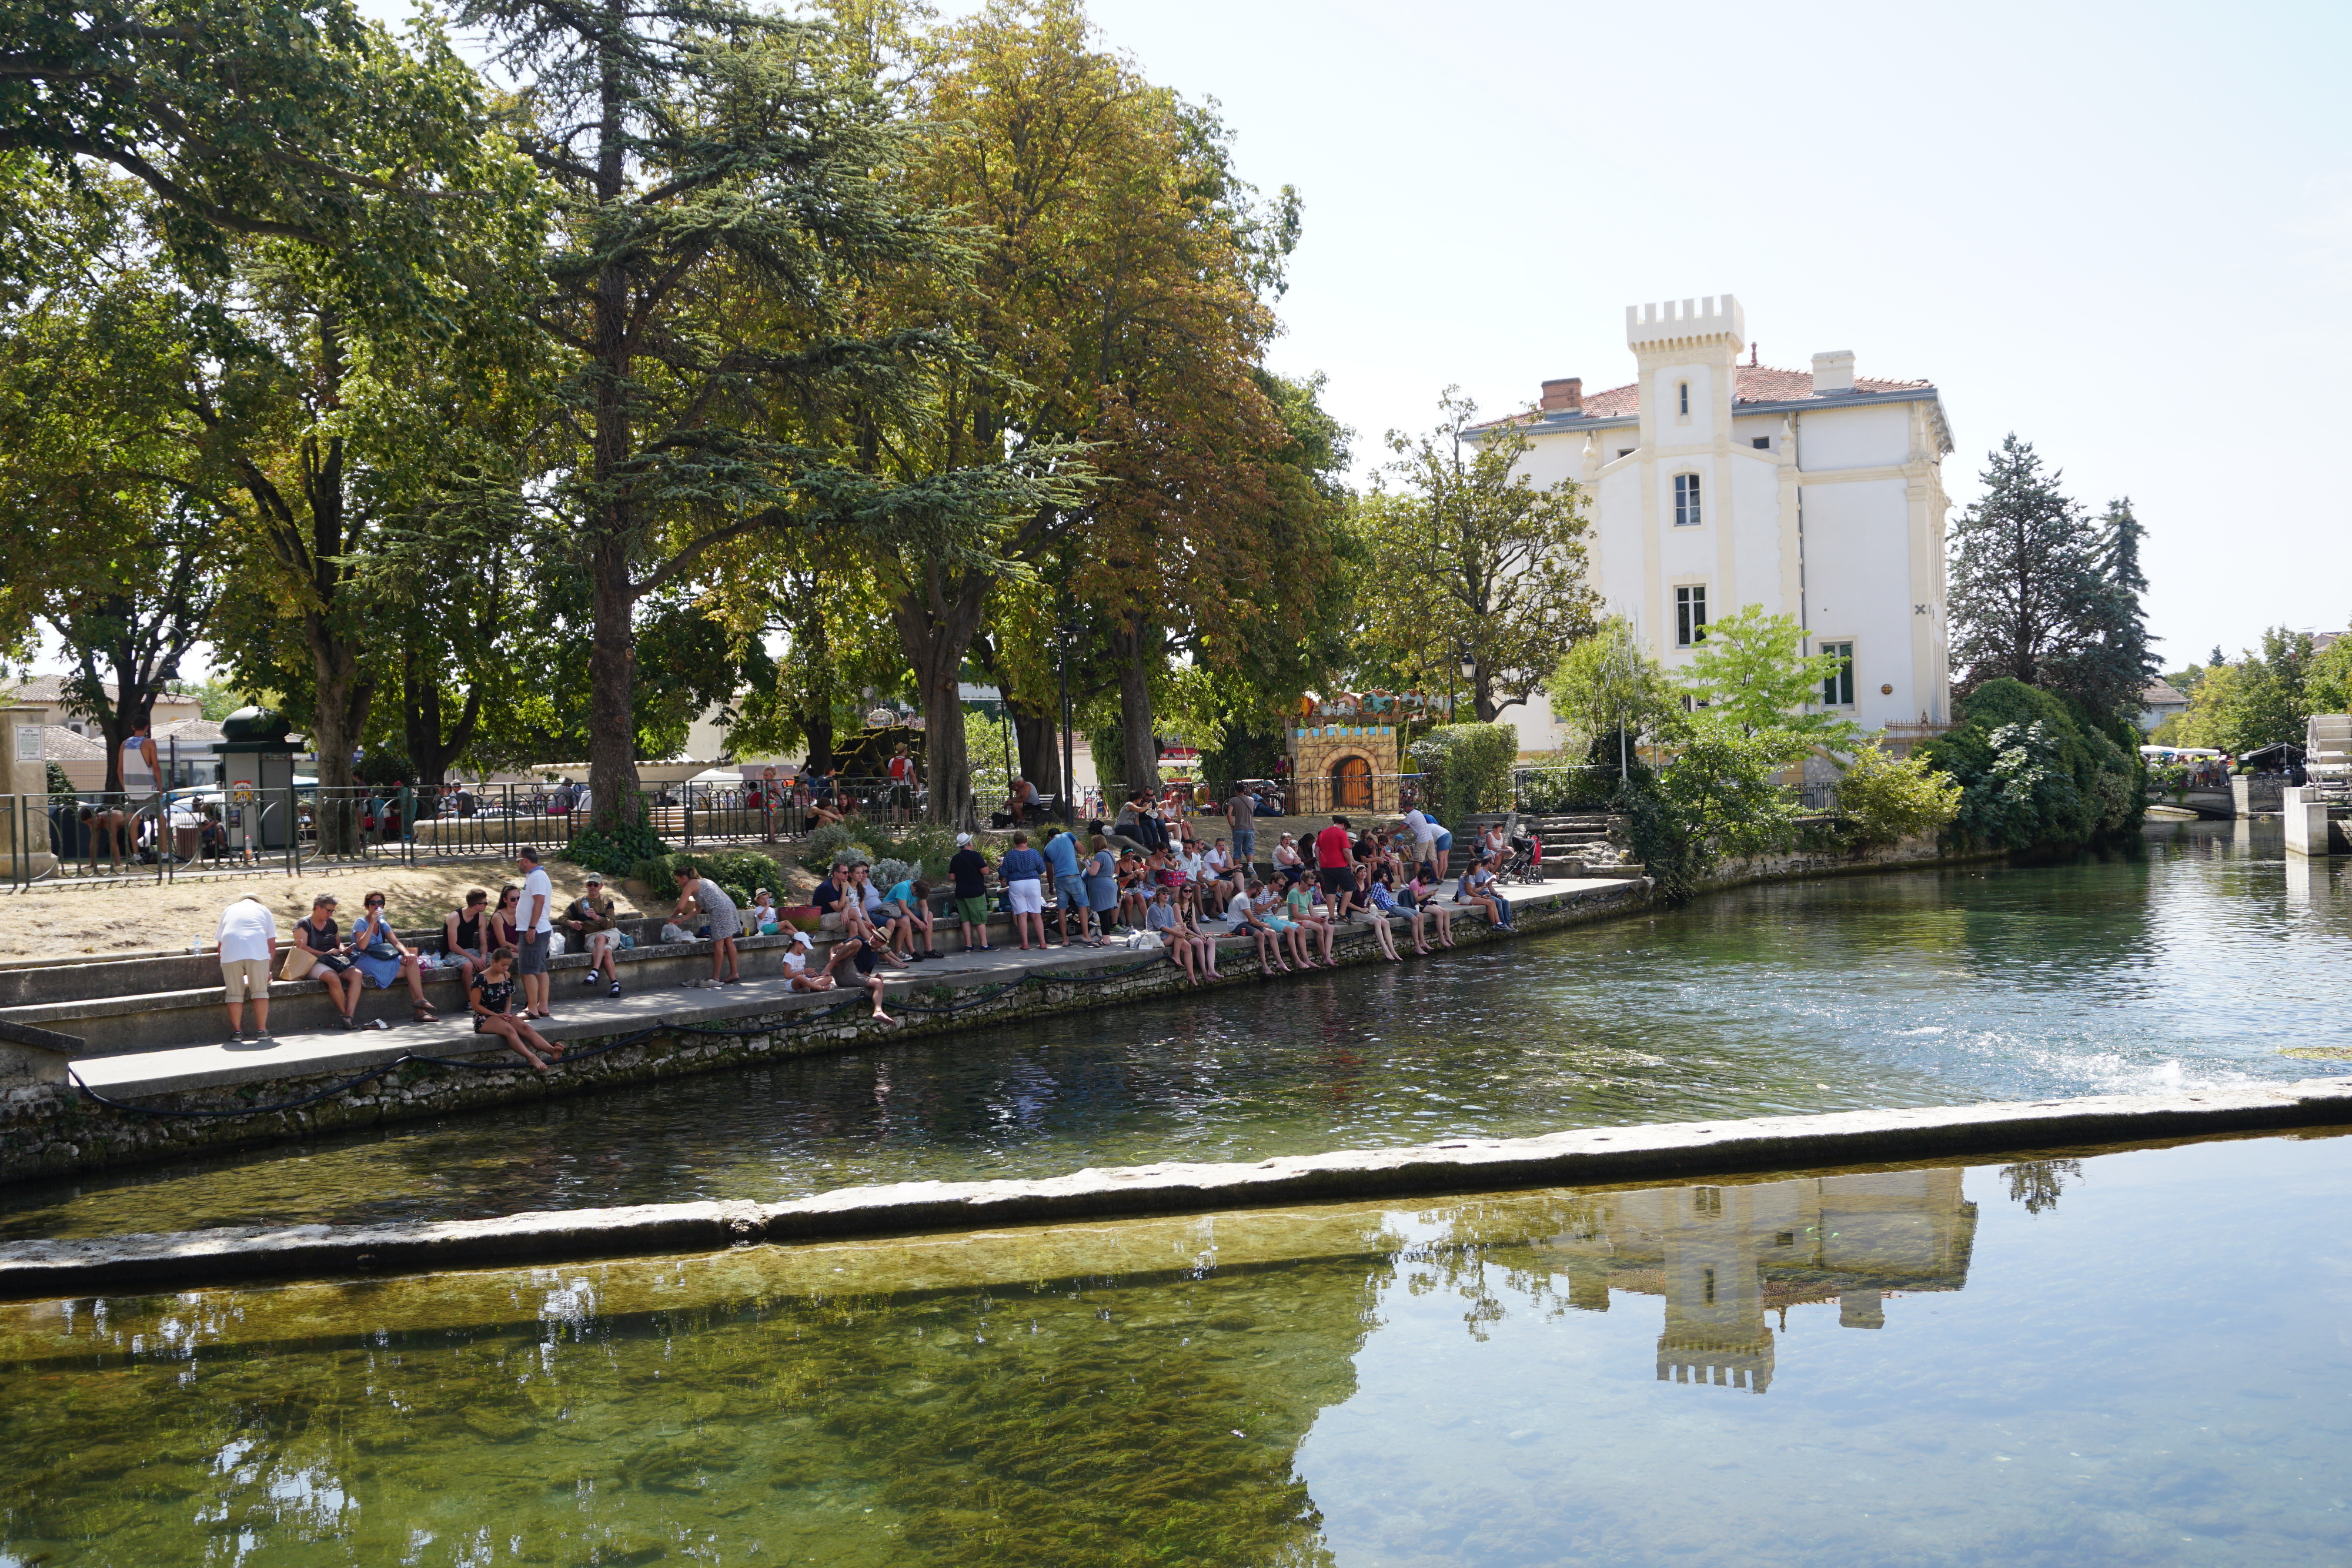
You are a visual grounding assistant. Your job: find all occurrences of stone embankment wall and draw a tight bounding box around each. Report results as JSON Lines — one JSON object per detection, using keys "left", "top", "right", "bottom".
{"left": 1698, "top": 835, "right": 2007, "bottom": 892}
{"left": 0, "top": 881, "right": 1648, "bottom": 1183}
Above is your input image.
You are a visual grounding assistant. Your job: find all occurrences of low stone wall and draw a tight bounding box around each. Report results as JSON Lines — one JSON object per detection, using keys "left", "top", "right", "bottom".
{"left": 8, "top": 1076, "right": 2348, "bottom": 1296}
{"left": 0, "top": 880, "right": 1649, "bottom": 1183}
{"left": 1697, "top": 835, "right": 2007, "bottom": 892}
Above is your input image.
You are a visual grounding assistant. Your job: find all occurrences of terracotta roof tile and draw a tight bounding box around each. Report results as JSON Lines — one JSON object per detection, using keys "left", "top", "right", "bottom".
{"left": 1576, "top": 365, "right": 1931, "bottom": 418}
{"left": 1474, "top": 364, "right": 1935, "bottom": 434}
{"left": 36, "top": 726, "right": 106, "bottom": 761}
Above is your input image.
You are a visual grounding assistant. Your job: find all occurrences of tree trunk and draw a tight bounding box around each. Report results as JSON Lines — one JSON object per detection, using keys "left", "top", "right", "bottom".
{"left": 583, "top": 29, "right": 642, "bottom": 833}
{"left": 305, "top": 615, "right": 373, "bottom": 854}
{"left": 1473, "top": 666, "right": 1498, "bottom": 723}
{"left": 887, "top": 563, "right": 992, "bottom": 830}
{"left": 1113, "top": 617, "right": 1162, "bottom": 794}
{"left": 401, "top": 644, "right": 483, "bottom": 791}
{"left": 798, "top": 589, "right": 835, "bottom": 771}
{"left": 1009, "top": 702, "right": 1059, "bottom": 798}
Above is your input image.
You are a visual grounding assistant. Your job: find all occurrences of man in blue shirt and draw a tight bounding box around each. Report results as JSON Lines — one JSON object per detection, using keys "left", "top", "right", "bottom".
{"left": 998, "top": 831, "right": 1048, "bottom": 951}
{"left": 1041, "top": 827, "right": 1084, "bottom": 947}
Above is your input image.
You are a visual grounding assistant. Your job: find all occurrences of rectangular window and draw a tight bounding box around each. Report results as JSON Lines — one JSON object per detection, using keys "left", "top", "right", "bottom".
{"left": 1676, "top": 585, "right": 1708, "bottom": 647}
{"left": 1752, "top": 436, "right": 1770, "bottom": 449}
{"left": 1820, "top": 640, "right": 1855, "bottom": 706}
{"left": 1616, "top": 448, "right": 1634, "bottom": 459}
{"left": 1673, "top": 472, "right": 1702, "bottom": 527}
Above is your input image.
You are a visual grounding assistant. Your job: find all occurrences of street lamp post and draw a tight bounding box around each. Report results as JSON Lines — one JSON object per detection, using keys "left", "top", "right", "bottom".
{"left": 1057, "top": 616, "right": 1077, "bottom": 826}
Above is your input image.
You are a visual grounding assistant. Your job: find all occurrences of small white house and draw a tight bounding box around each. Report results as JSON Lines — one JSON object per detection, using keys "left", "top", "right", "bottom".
{"left": 1471, "top": 294, "right": 1954, "bottom": 751}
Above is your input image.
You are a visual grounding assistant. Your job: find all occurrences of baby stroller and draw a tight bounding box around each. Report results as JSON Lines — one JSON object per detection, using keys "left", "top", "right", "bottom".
{"left": 1498, "top": 828, "right": 1544, "bottom": 885}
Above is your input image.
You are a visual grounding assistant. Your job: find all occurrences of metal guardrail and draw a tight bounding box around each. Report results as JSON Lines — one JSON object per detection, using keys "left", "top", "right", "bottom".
{"left": 0, "top": 775, "right": 1015, "bottom": 891}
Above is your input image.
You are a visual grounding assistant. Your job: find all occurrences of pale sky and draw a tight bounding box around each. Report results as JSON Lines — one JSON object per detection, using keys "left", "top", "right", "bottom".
{"left": 1063, "top": 0, "right": 2351, "bottom": 668}
{"left": 310, "top": 0, "right": 2352, "bottom": 678}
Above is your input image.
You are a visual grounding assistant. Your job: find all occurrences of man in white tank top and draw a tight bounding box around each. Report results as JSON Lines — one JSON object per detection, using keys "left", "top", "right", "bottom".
{"left": 118, "top": 720, "right": 159, "bottom": 803}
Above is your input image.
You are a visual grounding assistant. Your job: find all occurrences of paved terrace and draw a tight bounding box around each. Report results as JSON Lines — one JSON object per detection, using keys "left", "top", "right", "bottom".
{"left": 66, "top": 874, "right": 1643, "bottom": 1102}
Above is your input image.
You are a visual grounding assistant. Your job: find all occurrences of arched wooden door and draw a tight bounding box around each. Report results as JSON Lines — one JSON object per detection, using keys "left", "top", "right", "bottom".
{"left": 1330, "top": 754, "right": 1372, "bottom": 811}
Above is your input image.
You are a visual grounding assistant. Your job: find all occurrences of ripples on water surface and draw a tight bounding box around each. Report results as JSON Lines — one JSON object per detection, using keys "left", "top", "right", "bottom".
{"left": 3, "top": 1134, "right": 2347, "bottom": 1564}
{"left": 5, "top": 820, "right": 2346, "bottom": 1238}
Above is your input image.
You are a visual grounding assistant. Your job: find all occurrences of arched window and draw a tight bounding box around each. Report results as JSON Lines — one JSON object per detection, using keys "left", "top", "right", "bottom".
{"left": 1673, "top": 472, "right": 1702, "bottom": 527}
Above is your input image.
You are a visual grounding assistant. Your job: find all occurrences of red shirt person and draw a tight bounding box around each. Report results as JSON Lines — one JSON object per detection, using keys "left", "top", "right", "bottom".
{"left": 1315, "top": 817, "right": 1358, "bottom": 913}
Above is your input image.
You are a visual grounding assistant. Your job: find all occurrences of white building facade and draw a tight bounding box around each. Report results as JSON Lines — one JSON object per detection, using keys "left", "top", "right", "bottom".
{"left": 1478, "top": 294, "right": 1953, "bottom": 751}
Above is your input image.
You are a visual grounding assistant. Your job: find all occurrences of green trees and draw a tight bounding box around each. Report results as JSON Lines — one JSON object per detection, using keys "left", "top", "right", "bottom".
{"left": 2171, "top": 627, "right": 2329, "bottom": 754}
{"left": 1353, "top": 392, "right": 1598, "bottom": 722}
{"left": 461, "top": 0, "right": 1037, "bottom": 830}
{"left": 0, "top": 181, "right": 228, "bottom": 789}
{"left": 5, "top": 0, "right": 1357, "bottom": 811}
{"left": 1546, "top": 616, "right": 1682, "bottom": 765}
{"left": 1947, "top": 436, "right": 2156, "bottom": 725}
{"left": 2310, "top": 631, "right": 2352, "bottom": 717}
{"left": 1674, "top": 605, "right": 1859, "bottom": 760}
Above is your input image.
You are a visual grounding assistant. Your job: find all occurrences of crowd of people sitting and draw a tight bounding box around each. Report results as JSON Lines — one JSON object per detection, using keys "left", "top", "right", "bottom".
{"left": 205, "top": 775, "right": 1545, "bottom": 1070}
{"left": 787, "top": 799, "right": 1529, "bottom": 988}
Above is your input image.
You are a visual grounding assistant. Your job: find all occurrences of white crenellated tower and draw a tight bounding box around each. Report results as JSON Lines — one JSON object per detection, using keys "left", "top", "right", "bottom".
{"left": 1474, "top": 293, "right": 1953, "bottom": 751}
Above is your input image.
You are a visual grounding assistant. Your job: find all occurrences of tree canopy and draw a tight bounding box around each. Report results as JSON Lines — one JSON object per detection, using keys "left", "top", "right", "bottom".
{"left": 1352, "top": 391, "right": 1597, "bottom": 721}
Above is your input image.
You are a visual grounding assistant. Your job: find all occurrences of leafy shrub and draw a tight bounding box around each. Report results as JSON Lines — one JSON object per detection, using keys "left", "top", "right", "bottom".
{"left": 1514, "top": 757, "right": 1620, "bottom": 813}
{"left": 801, "top": 821, "right": 877, "bottom": 871}
{"left": 1406, "top": 721, "right": 1518, "bottom": 821}
{"left": 1835, "top": 744, "right": 1963, "bottom": 846}
{"left": 563, "top": 819, "right": 670, "bottom": 877}
{"left": 633, "top": 848, "right": 781, "bottom": 913}
{"left": 46, "top": 761, "right": 75, "bottom": 798}
{"left": 878, "top": 824, "right": 960, "bottom": 880}
{"left": 871, "top": 857, "right": 914, "bottom": 890}
{"left": 1604, "top": 728, "right": 1801, "bottom": 904}
{"left": 1921, "top": 678, "right": 2141, "bottom": 851}
{"left": 353, "top": 745, "right": 415, "bottom": 787}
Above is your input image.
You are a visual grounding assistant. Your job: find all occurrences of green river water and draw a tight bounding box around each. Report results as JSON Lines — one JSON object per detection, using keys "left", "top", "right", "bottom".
{"left": 2, "top": 820, "right": 2344, "bottom": 1241}
{"left": 1, "top": 820, "right": 2347, "bottom": 1564}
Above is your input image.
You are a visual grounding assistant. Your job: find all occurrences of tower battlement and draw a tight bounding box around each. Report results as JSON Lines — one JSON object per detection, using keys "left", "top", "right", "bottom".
{"left": 1625, "top": 293, "right": 1745, "bottom": 352}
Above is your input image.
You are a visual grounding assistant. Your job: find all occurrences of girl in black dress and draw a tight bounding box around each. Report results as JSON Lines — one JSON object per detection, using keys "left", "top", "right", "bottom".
{"left": 468, "top": 947, "right": 562, "bottom": 1071}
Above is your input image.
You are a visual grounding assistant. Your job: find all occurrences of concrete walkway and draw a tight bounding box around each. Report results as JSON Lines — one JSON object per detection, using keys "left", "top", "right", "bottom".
{"left": 74, "top": 875, "right": 1637, "bottom": 1101}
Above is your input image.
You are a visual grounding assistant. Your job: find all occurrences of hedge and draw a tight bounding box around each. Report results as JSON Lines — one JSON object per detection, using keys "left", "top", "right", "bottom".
{"left": 630, "top": 848, "right": 786, "bottom": 914}
{"left": 1919, "top": 678, "right": 2141, "bottom": 851}
{"left": 1406, "top": 721, "right": 1518, "bottom": 821}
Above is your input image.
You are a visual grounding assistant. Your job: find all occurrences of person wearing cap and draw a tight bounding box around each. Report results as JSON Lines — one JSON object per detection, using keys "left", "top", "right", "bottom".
{"left": 947, "top": 831, "right": 992, "bottom": 952}
{"left": 780, "top": 930, "right": 828, "bottom": 991}
{"left": 564, "top": 874, "right": 626, "bottom": 997}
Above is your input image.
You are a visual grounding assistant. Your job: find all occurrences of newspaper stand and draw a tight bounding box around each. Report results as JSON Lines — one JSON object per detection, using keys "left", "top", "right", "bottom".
{"left": 210, "top": 707, "right": 300, "bottom": 855}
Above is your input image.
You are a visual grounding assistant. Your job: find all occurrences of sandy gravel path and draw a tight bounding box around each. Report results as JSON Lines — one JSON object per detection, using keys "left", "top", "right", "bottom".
{"left": 0, "top": 848, "right": 816, "bottom": 962}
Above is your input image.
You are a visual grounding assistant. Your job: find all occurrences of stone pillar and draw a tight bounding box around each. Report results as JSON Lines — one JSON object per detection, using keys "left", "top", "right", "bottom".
{"left": 2283, "top": 787, "right": 2337, "bottom": 857}
{"left": 0, "top": 705, "right": 58, "bottom": 881}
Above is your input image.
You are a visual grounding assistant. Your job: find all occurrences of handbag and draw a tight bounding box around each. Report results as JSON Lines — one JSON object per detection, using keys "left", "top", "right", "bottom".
{"left": 278, "top": 945, "right": 313, "bottom": 981}
{"left": 363, "top": 941, "right": 400, "bottom": 962}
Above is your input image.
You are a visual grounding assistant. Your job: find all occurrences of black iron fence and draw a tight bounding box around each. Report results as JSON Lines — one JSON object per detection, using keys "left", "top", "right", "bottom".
{"left": 0, "top": 777, "right": 971, "bottom": 891}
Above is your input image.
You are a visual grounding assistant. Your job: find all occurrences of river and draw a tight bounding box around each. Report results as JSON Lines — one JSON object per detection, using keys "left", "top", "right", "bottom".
{"left": 4, "top": 819, "right": 2345, "bottom": 1239}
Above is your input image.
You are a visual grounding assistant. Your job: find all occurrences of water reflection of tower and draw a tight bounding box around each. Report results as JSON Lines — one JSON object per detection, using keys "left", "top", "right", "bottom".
{"left": 1655, "top": 1183, "right": 1775, "bottom": 1392}
{"left": 1535, "top": 1168, "right": 1978, "bottom": 1395}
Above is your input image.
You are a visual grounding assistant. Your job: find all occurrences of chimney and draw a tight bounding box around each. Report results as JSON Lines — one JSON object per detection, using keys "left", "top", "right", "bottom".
{"left": 1539, "top": 376, "right": 1582, "bottom": 413}
{"left": 1811, "top": 350, "right": 1856, "bottom": 394}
